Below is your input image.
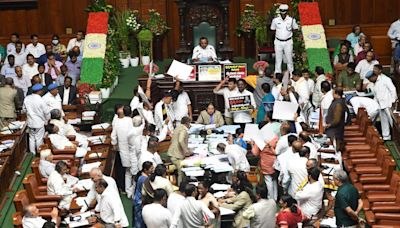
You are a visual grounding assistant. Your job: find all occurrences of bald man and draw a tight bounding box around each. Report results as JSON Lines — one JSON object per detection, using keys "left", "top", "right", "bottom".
{"left": 80, "top": 168, "right": 118, "bottom": 212}
{"left": 284, "top": 140, "right": 309, "bottom": 197}
{"left": 306, "top": 158, "right": 325, "bottom": 186}
{"left": 22, "top": 204, "right": 58, "bottom": 228}
{"left": 13, "top": 65, "right": 31, "bottom": 96}
{"left": 299, "top": 131, "right": 318, "bottom": 159}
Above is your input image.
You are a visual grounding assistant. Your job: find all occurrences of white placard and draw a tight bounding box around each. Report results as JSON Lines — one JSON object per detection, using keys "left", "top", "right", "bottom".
{"left": 167, "top": 60, "right": 194, "bottom": 81}
{"left": 243, "top": 124, "right": 259, "bottom": 141}
{"left": 272, "top": 101, "right": 299, "bottom": 121}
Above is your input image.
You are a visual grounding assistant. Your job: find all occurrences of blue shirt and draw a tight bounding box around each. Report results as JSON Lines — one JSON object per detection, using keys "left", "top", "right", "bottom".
{"left": 346, "top": 32, "right": 364, "bottom": 48}
{"left": 37, "top": 53, "right": 62, "bottom": 65}
{"left": 64, "top": 59, "right": 81, "bottom": 78}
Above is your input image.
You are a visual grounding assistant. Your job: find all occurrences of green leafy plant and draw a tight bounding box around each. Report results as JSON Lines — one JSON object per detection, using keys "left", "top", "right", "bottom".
{"left": 138, "top": 29, "right": 153, "bottom": 56}
{"left": 114, "top": 10, "right": 131, "bottom": 51}
{"left": 145, "top": 9, "right": 170, "bottom": 36}
{"left": 86, "top": 0, "right": 113, "bottom": 12}
{"left": 237, "top": 4, "right": 259, "bottom": 36}
{"left": 101, "top": 16, "right": 121, "bottom": 88}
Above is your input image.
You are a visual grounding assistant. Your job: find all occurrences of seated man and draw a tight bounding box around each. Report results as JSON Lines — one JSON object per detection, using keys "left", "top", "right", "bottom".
{"left": 46, "top": 123, "right": 87, "bottom": 157}
{"left": 22, "top": 205, "right": 58, "bottom": 228}
{"left": 191, "top": 37, "right": 217, "bottom": 63}
{"left": 47, "top": 161, "right": 78, "bottom": 209}
{"left": 80, "top": 168, "right": 118, "bottom": 212}
{"left": 49, "top": 109, "right": 88, "bottom": 148}
{"left": 58, "top": 76, "right": 77, "bottom": 105}
{"left": 336, "top": 62, "right": 361, "bottom": 91}
{"left": 39, "top": 149, "right": 79, "bottom": 185}
{"left": 196, "top": 102, "right": 224, "bottom": 127}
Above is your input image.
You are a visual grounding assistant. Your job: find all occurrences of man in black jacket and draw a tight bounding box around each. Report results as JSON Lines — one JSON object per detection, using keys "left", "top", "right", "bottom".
{"left": 58, "top": 76, "right": 77, "bottom": 105}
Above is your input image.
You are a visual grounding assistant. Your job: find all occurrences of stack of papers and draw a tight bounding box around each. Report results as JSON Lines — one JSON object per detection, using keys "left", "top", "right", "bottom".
{"left": 91, "top": 123, "right": 110, "bottom": 130}
{"left": 182, "top": 167, "right": 205, "bottom": 177}
{"left": 82, "top": 111, "right": 96, "bottom": 121}
{"left": 0, "top": 121, "right": 25, "bottom": 133}
{"left": 67, "top": 118, "right": 81, "bottom": 125}
{"left": 0, "top": 140, "right": 15, "bottom": 152}
{"left": 75, "top": 179, "right": 93, "bottom": 191}
{"left": 88, "top": 91, "right": 102, "bottom": 104}
{"left": 65, "top": 211, "right": 94, "bottom": 227}
{"left": 87, "top": 135, "right": 107, "bottom": 145}
{"left": 216, "top": 125, "right": 240, "bottom": 134}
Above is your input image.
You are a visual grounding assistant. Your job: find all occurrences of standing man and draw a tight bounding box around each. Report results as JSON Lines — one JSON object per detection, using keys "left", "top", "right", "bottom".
{"left": 167, "top": 116, "right": 192, "bottom": 185}
{"left": 24, "top": 83, "right": 50, "bottom": 154}
{"left": 231, "top": 79, "right": 256, "bottom": 128}
{"left": 42, "top": 83, "right": 63, "bottom": 114}
{"left": 0, "top": 78, "right": 20, "bottom": 127}
{"left": 332, "top": 170, "right": 364, "bottom": 228}
{"left": 67, "top": 31, "right": 85, "bottom": 52}
{"left": 142, "top": 189, "right": 172, "bottom": 228}
{"left": 213, "top": 77, "right": 238, "bottom": 125}
{"left": 388, "top": 18, "right": 400, "bottom": 49}
{"left": 13, "top": 66, "right": 31, "bottom": 97}
{"left": 154, "top": 92, "right": 175, "bottom": 131}
{"left": 312, "top": 66, "right": 326, "bottom": 108}
{"left": 171, "top": 81, "right": 192, "bottom": 122}
{"left": 271, "top": 4, "right": 299, "bottom": 74}
{"left": 366, "top": 66, "right": 397, "bottom": 141}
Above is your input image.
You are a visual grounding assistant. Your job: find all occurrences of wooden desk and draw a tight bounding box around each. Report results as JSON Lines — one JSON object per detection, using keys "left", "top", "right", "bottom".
{"left": 139, "top": 76, "right": 225, "bottom": 119}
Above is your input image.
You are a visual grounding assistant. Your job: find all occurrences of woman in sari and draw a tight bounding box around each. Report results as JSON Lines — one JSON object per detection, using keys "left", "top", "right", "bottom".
{"left": 133, "top": 161, "right": 154, "bottom": 228}
{"left": 142, "top": 164, "right": 174, "bottom": 206}
{"left": 256, "top": 83, "right": 275, "bottom": 123}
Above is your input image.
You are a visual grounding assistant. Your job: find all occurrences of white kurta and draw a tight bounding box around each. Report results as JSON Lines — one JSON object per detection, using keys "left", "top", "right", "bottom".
{"left": 49, "top": 133, "right": 87, "bottom": 157}
{"left": 42, "top": 92, "right": 63, "bottom": 114}
{"left": 98, "top": 186, "right": 129, "bottom": 227}
{"left": 292, "top": 77, "right": 310, "bottom": 106}
{"left": 191, "top": 45, "right": 217, "bottom": 61}
{"left": 154, "top": 100, "right": 175, "bottom": 131}
{"left": 111, "top": 116, "right": 134, "bottom": 167}
{"left": 81, "top": 175, "right": 118, "bottom": 212}
{"left": 142, "top": 203, "right": 172, "bottom": 228}
{"left": 172, "top": 91, "right": 191, "bottom": 121}
{"left": 139, "top": 150, "right": 163, "bottom": 171}
{"left": 127, "top": 123, "right": 145, "bottom": 174}
{"left": 350, "top": 97, "right": 379, "bottom": 119}
{"left": 22, "top": 63, "right": 39, "bottom": 79}
{"left": 214, "top": 87, "right": 239, "bottom": 118}
{"left": 39, "top": 160, "right": 55, "bottom": 178}
{"left": 231, "top": 89, "right": 256, "bottom": 123}
{"left": 225, "top": 144, "right": 250, "bottom": 172}
{"left": 47, "top": 171, "right": 75, "bottom": 209}
{"left": 286, "top": 156, "right": 308, "bottom": 198}
{"left": 294, "top": 181, "right": 324, "bottom": 218}
{"left": 22, "top": 216, "right": 52, "bottom": 228}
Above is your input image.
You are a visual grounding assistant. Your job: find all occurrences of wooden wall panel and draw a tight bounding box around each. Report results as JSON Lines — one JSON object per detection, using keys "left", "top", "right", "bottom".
{"left": 0, "top": 0, "right": 397, "bottom": 61}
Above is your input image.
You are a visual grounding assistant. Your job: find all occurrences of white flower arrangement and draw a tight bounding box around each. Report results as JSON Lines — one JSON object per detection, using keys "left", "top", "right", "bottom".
{"left": 126, "top": 14, "right": 140, "bottom": 32}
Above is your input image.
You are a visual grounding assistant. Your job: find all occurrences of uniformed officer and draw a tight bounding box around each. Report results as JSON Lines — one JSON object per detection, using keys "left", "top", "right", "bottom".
{"left": 271, "top": 4, "right": 299, "bottom": 74}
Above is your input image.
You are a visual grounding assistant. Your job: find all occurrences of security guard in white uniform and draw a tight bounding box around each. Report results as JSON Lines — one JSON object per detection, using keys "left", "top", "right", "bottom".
{"left": 271, "top": 4, "right": 299, "bottom": 74}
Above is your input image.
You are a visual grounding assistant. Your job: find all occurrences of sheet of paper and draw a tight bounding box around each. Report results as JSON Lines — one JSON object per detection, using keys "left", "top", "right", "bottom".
{"left": 91, "top": 123, "right": 110, "bottom": 130}
{"left": 205, "top": 124, "right": 216, "bottom": 129}
{"left": 167, "top": 60, "right": 193, "bottom": 80}
{"left": 213, "top": 191, "right": 226, "bottom": 198}
{"left": 272, "top": 101, "right": 299, "bottom": 121}
{"left": 211, "top": 183, "right": 231, "bottom": 191}
{"left": 259, "top": 124, "right": 277, "bottom": 142}
{"left": 75, "top": 179, "right": 93, "bottom": 191}
{"left": 216, "top": 125, "right": 241, "bottom": 134}
{"left": 81, "top": 161, "right": 101, "bottom": 173}
{"left": 220, "top": 207, "right": 236, "bottom": 216}
{"left": 243, "top": 124, "right": 259, "bottom": 141}
{"left": 184, "top": 170, "right": 205, "bottom": 177}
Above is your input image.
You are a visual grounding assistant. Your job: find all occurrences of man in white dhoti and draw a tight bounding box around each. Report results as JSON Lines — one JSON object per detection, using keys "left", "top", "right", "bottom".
{"left": 23, "top": 83, "right": 50, "bottom": 154}
{"left": 47, "top": 161, "right": 78, "bottom": 209}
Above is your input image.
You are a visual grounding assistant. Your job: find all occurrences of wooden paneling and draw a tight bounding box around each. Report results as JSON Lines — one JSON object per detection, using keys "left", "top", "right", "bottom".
{"left": 0, "top": 0, "right": 397, "bottom": 60}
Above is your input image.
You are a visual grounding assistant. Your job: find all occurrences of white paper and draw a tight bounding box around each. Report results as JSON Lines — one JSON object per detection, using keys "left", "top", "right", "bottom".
{"left": 253, "top": 136, "right": 266, "bottom": 150}
{"left": 91, "top": 123, "right": 110, "bottom": 130}
{"left": 259, "top": 124, "right": 277, "bottom": 142}
{"left": 75, "top": 179, "right": 93, "bottom": 191}
{"left": 213, "top": 191, "right": 226, "bottom": 198}
{"left": 184, "top": 169, "right": 205, "bottom": 177}
{"left": 167, "top": 60, "right": 194, "bottom": 80}
{"left": 220, "top": 207, "right": 236, "bottom": 216}
{"left": 211, "top": 183, "right": 231, "bottom": 191}
{"left": 243, "top": 124, "right": 259, "bottom": 141}
{"left": 81, "top": 161, "right": 101, "bottom": 173}
{"left": 216, "top": 125, "right": 241, "bottom": 134}
{"left": 272, "top": 101, "right": 299, "bottom": 121}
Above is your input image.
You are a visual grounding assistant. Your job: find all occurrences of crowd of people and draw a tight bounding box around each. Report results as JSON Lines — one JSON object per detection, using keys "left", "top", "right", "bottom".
{"left": 1, "top": 7, "right": 399, "bottom": 228}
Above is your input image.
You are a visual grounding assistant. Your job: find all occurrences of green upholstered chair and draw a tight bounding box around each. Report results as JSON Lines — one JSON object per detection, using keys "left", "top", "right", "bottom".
{"left": 193, "top": 22, "right": 216, "bottom": 48}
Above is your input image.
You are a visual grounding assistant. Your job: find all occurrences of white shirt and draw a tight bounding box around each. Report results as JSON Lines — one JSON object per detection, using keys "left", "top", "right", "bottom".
{"left": 271, "top": 15, "right": 299, "bottom": 40}
{"left": 5, "top": 51, "right": 27, "bottom": 66}
{"left": 225, "top": 144, "right": 250, "bottom": 172}
{"left": 12, "top": 74, "right": 31, "bottom": 96}
{"left": 67, "top": 38, "right": 85, "bottom": 52}
{"left": 25, "top": 43, "right": 46, "bottom": 58}
{"left": 24, "top": 94, "right": 50, "bottom": 128}
{"left": 22, "top": 216, "right": 52, "bottom": 228}
{"left": 7, "top": 42, "right": 25, "bottom": 54}
{"left": 0, "top": 64, "right": 16, "bottom": 78}
{"left": 350, "top": 97, "right": 379, "bottom": 118}
{"left": 312, "top": 74, "right": 326, "bottom": 107}
{"left": 286, "top": 156, "right": 308, "bottom": 198}
{"left": 387, "top": 19, "right": 400, "bottom": 47}
{"left": 22, "top": 63, "right": 39, "bottom": 79}
{"left": 355, "top": 59, "right": 379, "bottom": 81}
{"left": 320, "top": 90, "right": 334, "bottom": 126}
{"left": 272, "top": 83, "right": 284, "bottom": 101}
{"left": 98, "top": 186, "right": 129, "bottom": 227}
{"left": 42, "top": 92, "right": 63, "bottom": 114}
{"left": 168, "top": 192, "right": 186, "bottom": 216}
{"left": 172, "top": 91, "right": 191, "bottom": 121}
{"left": 214, "top": 87, "right": 239, "bottom": 117}
{"left": 292, "top": 77, "right": 310, "bottom": 105}
{"left": 130, "top": 96, "right": 140, "bottom": 111}
{"left": 154, "top": 100, "right": 175, "bottom": 131}
{"left": 111, "top": 117, "right": 134, "bottom": 167}
{"left": 47, "top": 170, "right": 74, "bottom": 208}
{"left": 62, "top": 87, "right": 70, "bottom": 105}
{"left": 304, "top": 141, "right": 318, "bottom": 159}
{"left": 142, "top": 108, "right": 155, "bottom": 125}
{"left": 49, "top": 133, "right": 74, "bottom": 149}
{"left": 232, "top": 89, "right": 256, "bottom": 123}
{"left": 39, "top": 160, "right": 56, "bottom": 178}
{"left": 126, "top": 123, "right": 145, "bottom": 174}
{"left": 278, "top": 147, "right": 295, "bottom": 183}
{"left": 294, "top": 181, "right": 324, "bottom": 218}
{"left": 192, "top": 45, "right": 217, "bottom": 61}
{"left": 373, "top": 74, "right": 397, "bottom": 109}
{"left": 170, "top": 197, "right": 215, "bottom": 228}
{"left": 81, "top": 175, "right": 118, "bottom": 212}
{"left": 305, "top": 79, "right": 315, "bottom": 96}
{"left": 139, "top": 150, "right": 163, "bottom": 170}
{"left": 142, "top": 203, "right": 172, "bottom": 228}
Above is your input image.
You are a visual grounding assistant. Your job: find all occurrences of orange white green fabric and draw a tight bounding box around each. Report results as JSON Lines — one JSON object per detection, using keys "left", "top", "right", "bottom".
{"left": 298, "top": 2, "right": 332, "bottom": 74}
{"left": 80, "top": 12, "right": 109, "bottom": 84}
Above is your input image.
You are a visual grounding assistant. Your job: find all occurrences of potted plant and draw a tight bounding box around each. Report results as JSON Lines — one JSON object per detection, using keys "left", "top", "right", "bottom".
{"left": 114, "top": 10, "right": 131, "bottom": 68}
{"left": 237, "top": 4, "right": 260, "bottom": 58}
{"left": 145, "top": 9, "right": 170, "bottom": 61}
{"left": 126, "top": 10, "right": 141, "bottom": 67}
{"left": 137, "top": 29, "right": 153, "bottom": 65}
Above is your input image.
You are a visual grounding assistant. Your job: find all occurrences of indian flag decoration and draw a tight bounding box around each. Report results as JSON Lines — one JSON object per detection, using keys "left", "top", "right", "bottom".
{"left": 80, "top": 12, "right": 109, "bottom": 84}
{"left": 298, "top": 2, "right": 332, "bottom": 74}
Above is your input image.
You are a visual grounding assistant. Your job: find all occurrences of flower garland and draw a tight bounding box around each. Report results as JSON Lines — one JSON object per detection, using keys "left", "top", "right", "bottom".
{"left": 298, "top": 2, "right": 332, "bottom": 74}
{"left": 80, "top": 12, "right": 109, "bottom": 84}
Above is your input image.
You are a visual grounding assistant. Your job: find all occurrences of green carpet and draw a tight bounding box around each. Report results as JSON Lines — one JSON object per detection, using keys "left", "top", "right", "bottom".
{"left": 0, "top": 153, "right": 33, "bottom": 228}
{"left": 100, "top": 58, "right": 259, "bottom": 122}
